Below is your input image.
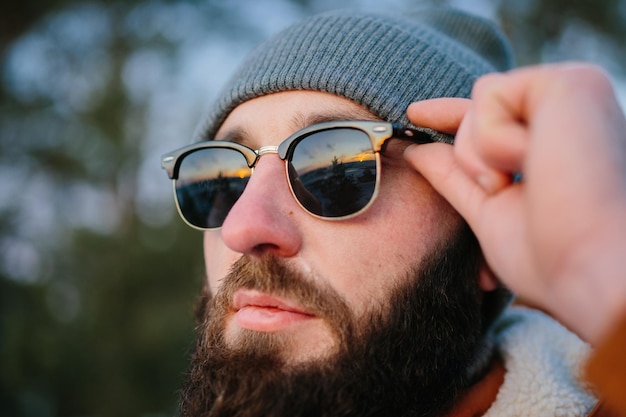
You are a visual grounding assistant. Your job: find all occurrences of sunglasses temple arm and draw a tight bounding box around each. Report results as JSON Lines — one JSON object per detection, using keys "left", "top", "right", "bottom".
{"left": 392, "top": 124, "right": 455, "bottom": 145}
{"left": 407, "top": 123, "right": 519, "bottom": 188}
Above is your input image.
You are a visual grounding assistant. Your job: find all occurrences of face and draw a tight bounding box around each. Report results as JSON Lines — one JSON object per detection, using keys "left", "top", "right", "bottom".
{"left": 180, "top": 91, "right": 506, "bottom": 416}
{"left": 203, "top": 91, "right": 463, "bottom": 361}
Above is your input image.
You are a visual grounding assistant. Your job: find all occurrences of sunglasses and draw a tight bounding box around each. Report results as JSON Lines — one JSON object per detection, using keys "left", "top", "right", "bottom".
{"left": 161, "top": 120, "right": 453, "bottom": 230}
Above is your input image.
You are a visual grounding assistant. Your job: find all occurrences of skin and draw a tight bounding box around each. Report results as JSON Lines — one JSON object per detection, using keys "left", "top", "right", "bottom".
{"left": 202, "top": 90, "right": 493, "bottom": 363}
{"left": 405, "top": 63, "right": 626, "bottom": 344}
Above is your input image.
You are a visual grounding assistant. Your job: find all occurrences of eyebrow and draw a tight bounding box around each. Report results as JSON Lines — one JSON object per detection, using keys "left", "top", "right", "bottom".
{"left": 293, "top": 107, "right": 381, "bottom": 128}
{"left": 215, "top": 125, "right": 253, "bottom": 147}
{"left": 216, "top": 106, "right": 381, "bottom": 148}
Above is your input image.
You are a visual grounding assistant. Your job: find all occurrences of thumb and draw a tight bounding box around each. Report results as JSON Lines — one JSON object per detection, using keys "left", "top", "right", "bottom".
{"left": 404, "top": 142, "right": 486, "bottom": 229}
{"left": 405, "top": 141, "right": 533, "bottom": 292}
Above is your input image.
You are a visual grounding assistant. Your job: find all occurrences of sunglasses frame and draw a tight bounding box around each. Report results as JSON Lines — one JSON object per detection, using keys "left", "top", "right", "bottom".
{"left": 162, "top": 120, "right": 452, "bottom": 230}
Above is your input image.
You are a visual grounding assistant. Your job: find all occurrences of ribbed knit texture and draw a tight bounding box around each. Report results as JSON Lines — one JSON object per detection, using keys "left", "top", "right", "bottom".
{"left": 196, "top": 8, "right": 514, "bottom": 142}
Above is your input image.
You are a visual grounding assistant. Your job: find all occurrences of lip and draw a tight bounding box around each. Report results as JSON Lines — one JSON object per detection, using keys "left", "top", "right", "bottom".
{"left": 232, "top": 289, "right": 315, "bottom": 332}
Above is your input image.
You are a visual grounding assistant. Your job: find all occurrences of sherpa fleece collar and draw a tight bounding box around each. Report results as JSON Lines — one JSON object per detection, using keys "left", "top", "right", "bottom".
{"left": 484, "top": 306, "right": 597, "bottom": 417}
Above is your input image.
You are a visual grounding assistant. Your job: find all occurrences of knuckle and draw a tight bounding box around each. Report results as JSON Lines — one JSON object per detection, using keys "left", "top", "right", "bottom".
{"left": 553, "top": 64, "right": 614, "bottom": 96}
{"left": 471, "top": 72, "right": 505, "bottom": 99}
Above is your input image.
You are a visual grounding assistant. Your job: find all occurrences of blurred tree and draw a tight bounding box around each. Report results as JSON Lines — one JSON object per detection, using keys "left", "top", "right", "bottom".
{"left": 495, "top": 0, "right": 626, "bottom": 70}
{"left": 0, "top": 1, "right": 211, "bottom": 415}
{"left": 0, "top": 0, "right": 624, "bottom": 416}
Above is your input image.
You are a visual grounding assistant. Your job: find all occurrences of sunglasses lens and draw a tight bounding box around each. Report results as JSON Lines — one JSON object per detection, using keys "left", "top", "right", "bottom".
{"left": 289, "top": 128, "right": 377, "bottom": 217}
{"left": 175, "top": 148, "right": 250, "bottom": 229}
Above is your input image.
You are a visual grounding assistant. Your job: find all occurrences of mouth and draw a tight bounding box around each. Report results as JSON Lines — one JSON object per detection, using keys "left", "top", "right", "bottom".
{"left": 232, "top": 289, "right": 316, "bottom": 332}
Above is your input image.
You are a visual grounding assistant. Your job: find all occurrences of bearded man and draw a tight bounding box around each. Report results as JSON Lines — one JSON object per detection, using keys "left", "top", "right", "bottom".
{"left": 162, "top": 8, "right": 606, "bottom": 417}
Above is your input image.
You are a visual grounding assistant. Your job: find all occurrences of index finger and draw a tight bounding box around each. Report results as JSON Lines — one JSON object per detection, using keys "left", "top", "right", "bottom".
{"left": 407, "top": 97, "right": 471, "bottom": 134}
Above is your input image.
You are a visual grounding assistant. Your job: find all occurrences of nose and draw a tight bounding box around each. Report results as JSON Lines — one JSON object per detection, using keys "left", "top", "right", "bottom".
{"left": 220, "top": 154, "right": 303, "bottom": 257}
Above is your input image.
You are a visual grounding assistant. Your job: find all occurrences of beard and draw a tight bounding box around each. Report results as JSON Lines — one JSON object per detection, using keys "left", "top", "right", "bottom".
{"left": 179, "top": 224, "right": 509, "bottom": 417}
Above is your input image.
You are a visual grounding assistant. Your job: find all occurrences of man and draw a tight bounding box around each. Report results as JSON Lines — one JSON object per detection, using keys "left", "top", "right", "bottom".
{"left": 162, "top": 7, "right": 626, "bottom": 417}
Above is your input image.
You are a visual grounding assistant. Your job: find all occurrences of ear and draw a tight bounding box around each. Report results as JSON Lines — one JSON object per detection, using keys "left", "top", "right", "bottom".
{"left": 478, "top": 258, "right": 499, "bottom": 292}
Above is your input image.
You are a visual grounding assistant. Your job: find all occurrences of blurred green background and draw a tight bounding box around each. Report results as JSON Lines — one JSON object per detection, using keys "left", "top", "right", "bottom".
{"left": 1, "top": 0, "right": 625, "bottom": 416}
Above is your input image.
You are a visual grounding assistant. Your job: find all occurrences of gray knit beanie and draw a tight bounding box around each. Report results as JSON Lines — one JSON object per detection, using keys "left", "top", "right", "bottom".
{"left": 196, "top": 8, "right": 514, "bottom": 142}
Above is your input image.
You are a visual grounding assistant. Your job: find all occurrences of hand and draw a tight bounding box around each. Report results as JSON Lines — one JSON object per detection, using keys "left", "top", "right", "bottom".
{"left": 405, "top": 63, "right": 626, "bottom": 343}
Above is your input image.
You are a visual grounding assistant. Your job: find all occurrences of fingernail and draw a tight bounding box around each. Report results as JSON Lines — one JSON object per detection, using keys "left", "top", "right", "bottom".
{"left": 477, "top": 174, "right": 496, "bottom": 194}
{"left": 478, "top": 173, "right": 510, "bottom": 194}
{"left": 403, "top": 143, "right": 417, "bottom": 157}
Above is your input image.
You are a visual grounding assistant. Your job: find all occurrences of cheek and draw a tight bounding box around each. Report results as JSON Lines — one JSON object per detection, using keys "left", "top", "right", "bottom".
{"left": 303, "top": 172, "right": 461, "bottom": 317}
{"left": 393, "top": 180, "right": 459, "bottom": 240}
{"left": 374, "top": 167, "right": 461, "bottom": 254}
